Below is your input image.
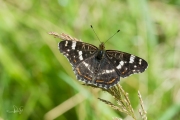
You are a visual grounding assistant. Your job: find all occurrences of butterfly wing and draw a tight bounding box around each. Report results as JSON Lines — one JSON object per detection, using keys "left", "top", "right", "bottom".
{"left": 59, "top": 40, "right": 98, "bottom": 67}
{"left": 106, "top": 50, "right": 148, "bottom": 77}
{"left": 74, "top": 53, "right": 120, "bottom": 89}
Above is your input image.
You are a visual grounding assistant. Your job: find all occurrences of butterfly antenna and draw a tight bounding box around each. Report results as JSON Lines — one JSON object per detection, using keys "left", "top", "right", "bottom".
{"left": 90, "top": 25, "right": 101, "bottom": 43}
{"left": 104, "top": 30, "right": 120, "bottom": 44}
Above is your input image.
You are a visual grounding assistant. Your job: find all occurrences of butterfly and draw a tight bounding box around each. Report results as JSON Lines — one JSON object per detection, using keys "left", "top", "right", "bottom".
{"left": 49, "top": 32, "right": 148, "bottom": 89}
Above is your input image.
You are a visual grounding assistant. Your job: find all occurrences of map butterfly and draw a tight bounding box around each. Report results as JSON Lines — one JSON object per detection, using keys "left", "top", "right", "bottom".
{"left": 49, "top": 32, "right": 148, "bottom": 89}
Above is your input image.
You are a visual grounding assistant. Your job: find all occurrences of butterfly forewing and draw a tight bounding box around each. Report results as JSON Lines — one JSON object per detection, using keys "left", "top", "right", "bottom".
{"left": 106, "top": 50, "right": 148, "bottom": 77}
{"left": 59, "top": 40, "right": 98, "bottom": 67}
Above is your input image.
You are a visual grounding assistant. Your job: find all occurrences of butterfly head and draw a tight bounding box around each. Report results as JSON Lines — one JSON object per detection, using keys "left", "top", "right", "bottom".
{"left": 99, "top": 42, "right": 105, "bottom": 50}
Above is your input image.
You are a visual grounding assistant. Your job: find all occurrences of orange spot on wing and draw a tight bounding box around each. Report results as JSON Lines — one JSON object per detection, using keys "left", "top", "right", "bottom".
{"left": 76, "top": 68, "right": 82, "bottom": 75}
{"left": 107, "top": 78, "right": 116, "bottom": 84}
{"left": 84, "top": 76, "right": 92, "bottom": 81}
{"left": 76, "top": 68, "right": 92, "bottom": 81}
{"left": 122, "top": 69, "right": 127, "bottom": 74}
{"left": 96, "top": 80, "right": 104, "bottom": 83}
{"left": 96, "top": 78, "right": 117, "bottom": 84}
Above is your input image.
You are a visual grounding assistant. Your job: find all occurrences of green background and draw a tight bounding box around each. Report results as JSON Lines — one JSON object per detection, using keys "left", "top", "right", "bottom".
{"left": 0, "top": 0, "right": 180, "bottom": 120}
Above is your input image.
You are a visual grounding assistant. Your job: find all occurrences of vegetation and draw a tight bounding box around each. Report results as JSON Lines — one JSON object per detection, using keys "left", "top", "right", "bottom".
{"left": 0, "top": 0, "right": 180, "bottom": 120}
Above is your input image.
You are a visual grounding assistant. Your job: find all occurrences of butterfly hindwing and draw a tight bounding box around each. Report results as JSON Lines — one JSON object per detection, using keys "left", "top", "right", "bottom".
{"left": 74, "top": 53, "right": 120, "bottom": 89}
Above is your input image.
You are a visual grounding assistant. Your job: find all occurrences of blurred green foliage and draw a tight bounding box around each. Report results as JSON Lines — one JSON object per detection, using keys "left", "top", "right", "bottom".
{"left": 0, "top": 0, "right": 180, "bottom": 120}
